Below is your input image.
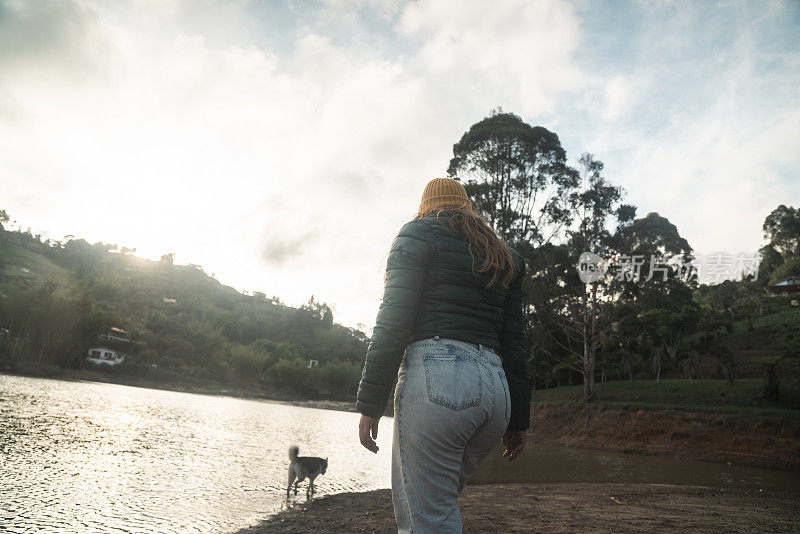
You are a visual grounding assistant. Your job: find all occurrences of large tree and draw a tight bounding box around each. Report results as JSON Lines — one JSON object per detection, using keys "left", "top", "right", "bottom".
{"left": 762, "top": 205, "right": 800, "bottom": 259}
{"left": 447, "top": 110, "right": 579, "bottom": 246}
{"left": 522, "top": 154, "right": 634, "bottom": 400}
{"left": 562, "top": 154, "right": 634, "bottom": 400}
{"left": 611, "top": 212, "right": 694, "bottom": 302}
{"left": 446, "top": 114, "right": 640, "bottom": 401}
{"left": 760, "top": 205, "right": 800, "bottom": 283}
{"left": 610, "top": 212, "right": 698, "bottom": 379}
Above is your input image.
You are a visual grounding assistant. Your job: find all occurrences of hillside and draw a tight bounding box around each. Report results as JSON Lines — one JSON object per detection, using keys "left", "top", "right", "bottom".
{"left": 676, "top": 298, "right": 800, "bottom": 379}
{"left": 0, "top": 225, "right": 368, "bottom": 400}
{"left": 532, "top": 378, "right": 800, "bottom": 414}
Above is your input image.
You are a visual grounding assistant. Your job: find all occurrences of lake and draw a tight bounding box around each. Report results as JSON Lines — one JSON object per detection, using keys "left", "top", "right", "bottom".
{"left": 1, "top": 374, "right": 797, "bottom": 533}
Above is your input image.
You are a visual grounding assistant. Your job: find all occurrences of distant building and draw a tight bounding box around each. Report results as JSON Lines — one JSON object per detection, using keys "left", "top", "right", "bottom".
{"left": 162, "top": 297, "right": 177, "bottom": 304}
{"left": 308, "top": 359, "right": 319, "bottom": 369}
{"left": 100, "top": 327, "right": 129, "bottom": 343}
{"left": 765, "top": 277, "right": 800, "bottom": 297}
{"left": 86, "top": 327, "right": 132, "bottom": 366}
{"left": 86, "top": 346, "right": 126, "bottom": 365}
{"left": 160, "top": 253, "right": 174, "bottom": 265}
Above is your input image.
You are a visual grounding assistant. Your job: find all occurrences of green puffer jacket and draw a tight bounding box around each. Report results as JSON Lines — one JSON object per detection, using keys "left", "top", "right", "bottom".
{"left": 356, "top": 214, "right": 532, "bottom": 431}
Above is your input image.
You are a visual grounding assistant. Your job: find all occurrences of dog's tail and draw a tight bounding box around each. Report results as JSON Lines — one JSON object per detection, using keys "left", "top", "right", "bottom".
{"left": 289, "top": 445, "right": 299, "bottom": 461}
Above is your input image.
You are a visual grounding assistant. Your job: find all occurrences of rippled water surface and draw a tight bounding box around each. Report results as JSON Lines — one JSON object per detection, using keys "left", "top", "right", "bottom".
{"left": 3, "top": 375, "right": 798, "bottom": 533}
{"left": 0, "top": 375, "right": 392, "bottom": 533}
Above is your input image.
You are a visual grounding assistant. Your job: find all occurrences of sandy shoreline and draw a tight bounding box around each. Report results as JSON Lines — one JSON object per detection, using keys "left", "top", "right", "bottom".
{"left": 239, "top": 483, "right": 799, "bottom": 533}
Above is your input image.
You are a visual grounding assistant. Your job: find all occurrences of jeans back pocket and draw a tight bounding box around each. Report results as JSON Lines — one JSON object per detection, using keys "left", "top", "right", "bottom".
{"left": 422, "top": 353, "right": 482, "bottom": 410}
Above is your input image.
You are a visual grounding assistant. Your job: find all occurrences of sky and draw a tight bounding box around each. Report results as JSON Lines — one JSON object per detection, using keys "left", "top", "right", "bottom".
{"left": 1, "top": 0, "right": 798, "bottom": 329}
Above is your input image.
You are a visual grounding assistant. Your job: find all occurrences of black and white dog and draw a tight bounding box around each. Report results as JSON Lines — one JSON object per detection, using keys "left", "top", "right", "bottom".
{"left": 286, "top": 445, "right": 328, "bottom": 497}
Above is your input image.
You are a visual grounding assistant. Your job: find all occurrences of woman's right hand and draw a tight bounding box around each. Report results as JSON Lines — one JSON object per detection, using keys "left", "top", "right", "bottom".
{"left": 502, "top": 430, "right": 527, "bottom": 462}
{"left": 359, "top": 415, "right": 381, "bottom": 454}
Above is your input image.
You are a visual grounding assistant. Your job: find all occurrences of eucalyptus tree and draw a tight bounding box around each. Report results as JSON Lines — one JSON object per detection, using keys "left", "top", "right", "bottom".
{"left": 762, "top": 205, "right": 800, "bottom": 259}
{"left": 447, "top": 110, "right": 579, "bottom": 246}
{"left": 759, "top": 205, "right": 800, "bottom": 282}
{"left": 519, "top": 154, "right": 634, "bottom": 400}
{"left": 446, "top": 113, "right": 639, "bottom": 400}
{"left": 610, "top": 212, "right": 695, "bottom": 304}
{"left": 609, "top": 212, "right": 698, "bottom": 379}
{"left": 446, "top": 111, "right": 581, "bottom": 389}
{"left": 559, "top": 154, "right": 635, "bottom": 400}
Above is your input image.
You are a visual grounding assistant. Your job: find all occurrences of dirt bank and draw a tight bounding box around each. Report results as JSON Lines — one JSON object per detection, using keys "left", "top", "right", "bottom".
{"left": 529, "top": 404, "right": 800, "bottom": 471}
{"left": 239, "top": 483, "right": 799, "bottom": 533}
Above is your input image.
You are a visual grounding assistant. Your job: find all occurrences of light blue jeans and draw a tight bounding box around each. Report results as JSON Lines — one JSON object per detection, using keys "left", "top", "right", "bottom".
{"left": 391, "top": 337, "right": 510, "bottom": 533}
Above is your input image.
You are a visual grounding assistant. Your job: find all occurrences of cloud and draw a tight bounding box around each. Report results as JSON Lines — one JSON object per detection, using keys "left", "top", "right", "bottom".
{"left": 0, "top": 0, "right": 110, "bottom": 74}
{"left": 600, "top": 76, "right": 633, "bottom": 121}
{"left": 262, "top": 230, "right": 317, "bottom": 266}
{"left": 399, "top": 0, "right": 584, "bottom": 117}
{"left": 0, "top": 0, "right": 796, "bottom": 328}
{"left": 574, "top": 1, "right": 800, "bottom": 258}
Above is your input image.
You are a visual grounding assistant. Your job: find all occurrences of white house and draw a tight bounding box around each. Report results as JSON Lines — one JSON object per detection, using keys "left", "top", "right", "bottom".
{"left": 86, "top": 346, "right": 125, "bottom": 365}
{"left": 86, "top": 326, "right": 131, "bottom": 366}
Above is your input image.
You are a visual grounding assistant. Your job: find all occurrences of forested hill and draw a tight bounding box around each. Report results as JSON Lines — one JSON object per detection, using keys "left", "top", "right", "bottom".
{"left": 0, "top": 215, "right": 368, "bottom": 399}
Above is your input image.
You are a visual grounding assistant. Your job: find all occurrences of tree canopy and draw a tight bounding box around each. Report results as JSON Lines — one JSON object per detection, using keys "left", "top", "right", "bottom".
{"left": 447, "top": 110, "right": 578, "bottom": 245}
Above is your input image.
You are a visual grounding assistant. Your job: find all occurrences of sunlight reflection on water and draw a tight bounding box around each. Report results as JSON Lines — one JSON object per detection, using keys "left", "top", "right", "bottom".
{"left": 0, "top": 375, "right": 391, "bottom": 533}
{"left": 3, "top": 374, "right": 798, "bottom": 533}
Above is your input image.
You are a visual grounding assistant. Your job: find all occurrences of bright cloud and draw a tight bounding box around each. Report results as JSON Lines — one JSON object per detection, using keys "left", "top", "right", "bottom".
{"left": 0, "top": 0, "right": 798, "bottom": 328}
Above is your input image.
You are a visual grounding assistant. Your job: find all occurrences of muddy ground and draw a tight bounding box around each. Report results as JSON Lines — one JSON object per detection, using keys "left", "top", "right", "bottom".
{"left": 529, "top": 404, "right": 800, "bottom": 471}
{"left": 239, "top": 483, "right": 799, "bottom": 533}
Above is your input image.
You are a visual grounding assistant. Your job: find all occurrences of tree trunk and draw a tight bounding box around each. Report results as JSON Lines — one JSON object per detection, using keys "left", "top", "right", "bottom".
{"left": 10, "top": 329, "right": 21, "bottom": 361}
{"left": 583, "top": 364, "right": 595, "bottom": 402}
{"left": 653, "top": 351, "right": 661, "bottom": 384}
{"left": 582, "top": 285, "right": 589, "bottom": 399}
{"left": 763, "top": 364, "right": 779, "bottom": 405}
{"left": 582, "top": 284, "right": 596, "bottom": 401}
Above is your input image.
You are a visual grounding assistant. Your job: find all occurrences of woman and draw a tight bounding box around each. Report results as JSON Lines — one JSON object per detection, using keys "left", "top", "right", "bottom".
{"left": 357, "top": 177, "right": 532, "bottom": 533}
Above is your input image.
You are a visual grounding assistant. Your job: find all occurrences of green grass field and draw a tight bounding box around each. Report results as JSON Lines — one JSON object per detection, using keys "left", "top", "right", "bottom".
{"left": 684, "top": 304, "right": 800, "bottom": 345}
{"left": 0, "top": 243, "right": 69, "bottom": 285}
{"left": 532, "top": 378, "right": 800, "bottom": 416}
{"left": 731, "top": 306, "right": 800, "bottom": 334}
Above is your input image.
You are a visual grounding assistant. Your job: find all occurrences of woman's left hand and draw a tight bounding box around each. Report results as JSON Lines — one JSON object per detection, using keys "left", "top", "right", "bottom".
{"left": 502, "top": 430, "right": 527, "bottom": 462}
{"left": 359, "top": 415, "right": 381, "bottom": 453}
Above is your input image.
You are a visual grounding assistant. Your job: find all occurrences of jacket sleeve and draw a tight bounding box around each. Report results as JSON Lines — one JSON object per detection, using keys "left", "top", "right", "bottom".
{"left": 356, "top": 222, "right": 432, "bottom": 417}
{"left": 500, "top": 253, "right": 532, "bottom": 431}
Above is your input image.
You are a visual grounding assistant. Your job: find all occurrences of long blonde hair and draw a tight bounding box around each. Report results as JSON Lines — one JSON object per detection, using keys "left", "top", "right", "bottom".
{"left": 414, "top": 206, "right": 516, "bottom": 288}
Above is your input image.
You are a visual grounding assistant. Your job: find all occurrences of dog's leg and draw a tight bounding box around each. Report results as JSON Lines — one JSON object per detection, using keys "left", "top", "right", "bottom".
{"left": 287, "top": 468, "right": 296, "bottom": 498}
{"left": 307, "top": 474, "right": 317, "bottom": 496}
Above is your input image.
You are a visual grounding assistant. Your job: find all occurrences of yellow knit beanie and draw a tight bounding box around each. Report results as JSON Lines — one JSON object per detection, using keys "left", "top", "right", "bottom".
{"left": 419, "top": 177, "right": 472, "bottom": 213}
